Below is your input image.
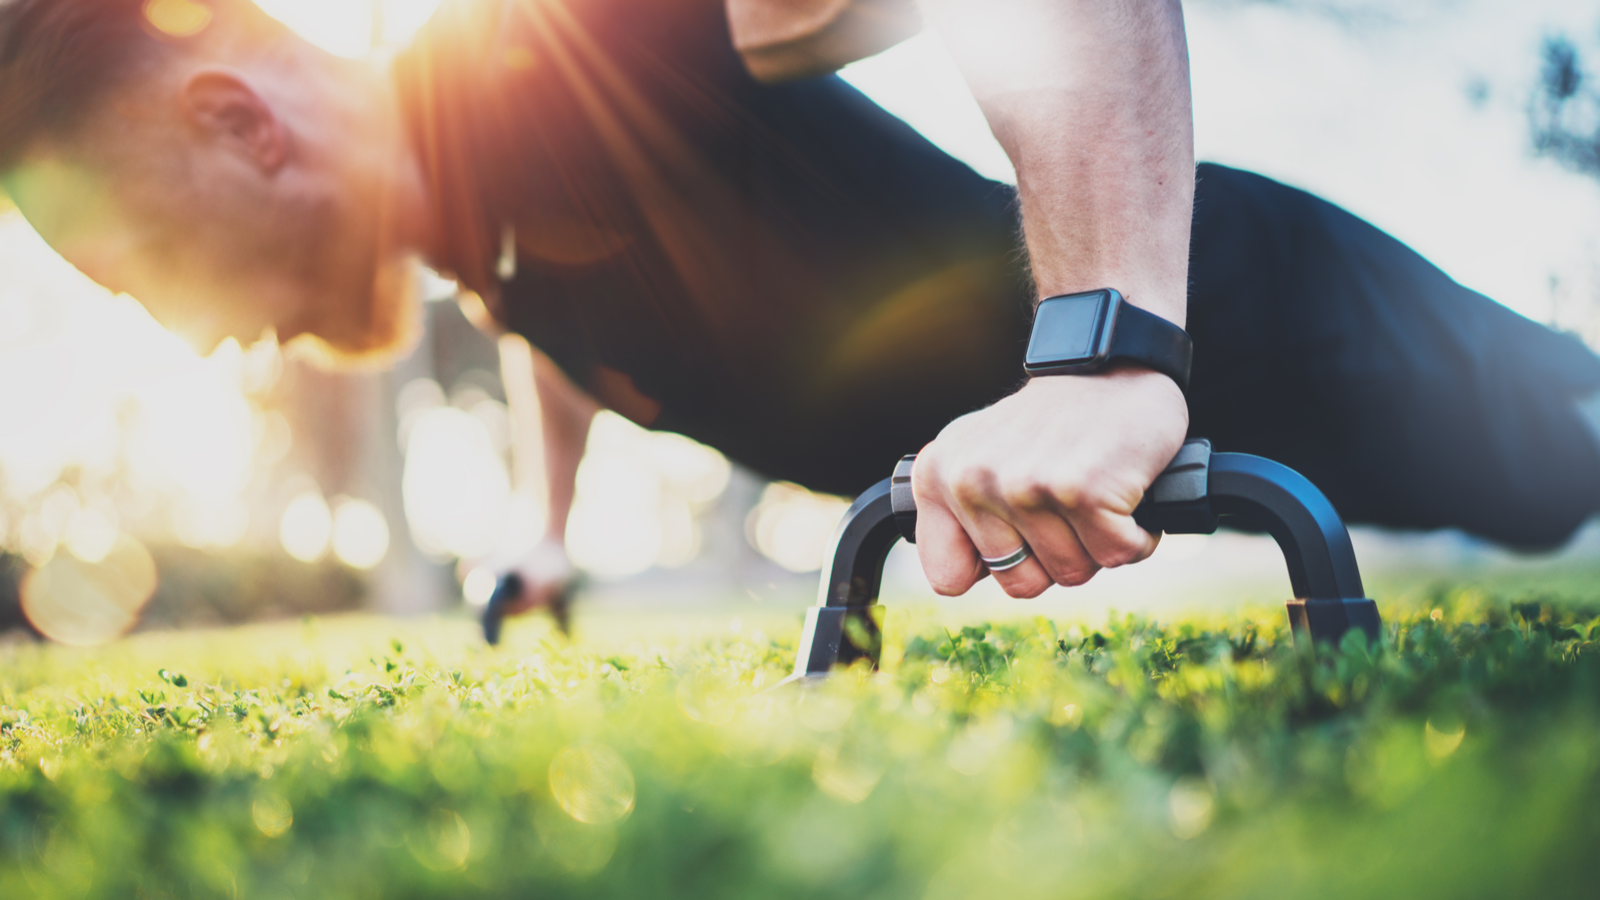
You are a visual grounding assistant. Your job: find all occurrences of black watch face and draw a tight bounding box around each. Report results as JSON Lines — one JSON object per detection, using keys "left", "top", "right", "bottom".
{"left": 1025, "top": 291, "right": 1110, "bottom": 367}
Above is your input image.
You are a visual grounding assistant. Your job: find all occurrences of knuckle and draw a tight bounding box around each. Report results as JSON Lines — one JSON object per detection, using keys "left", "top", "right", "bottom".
{"left": 910, "top": 456, "right": 949, "bottom": 507}
{"left": 997, "top": 473, "right": 1049, "bottom": 512}
{"left": 909, "top": 455, "right": 934, "bottom": 491}
{"left": 1072, "top": 481, "right": 1119, "bottom": 513}
{"left": 911, "top": 444, "right": 946, "bottom": 479}
{"left": 1045, "top": 476, "right": 1089, "bottom": 512}
{"left": 1098, "top": 550, "right": 1138, "bottom": 570}
{"left": 948, "top": 464, "right": 997, "bottom": 508}
{"left": 1119, "top": 546, "right": 1151, "bottom": 568}
{"left": 1053, "top": 566, "right": 1097, "bottom": 588}
{"left": 1096, "top": 535, "right": 1151, "bottom": 569}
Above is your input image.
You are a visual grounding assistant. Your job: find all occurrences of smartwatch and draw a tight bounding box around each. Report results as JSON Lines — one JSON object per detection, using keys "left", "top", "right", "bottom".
{"left": 1023, "top": 288, "right": 1192, "bottom": 391}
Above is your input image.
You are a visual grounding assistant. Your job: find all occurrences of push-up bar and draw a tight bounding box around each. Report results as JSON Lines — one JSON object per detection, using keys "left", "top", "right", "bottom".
{"left": 786, "top": 439, "right": 1381, "bottom": 680}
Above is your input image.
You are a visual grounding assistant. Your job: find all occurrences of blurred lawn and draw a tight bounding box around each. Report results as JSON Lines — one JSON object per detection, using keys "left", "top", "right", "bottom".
{"left": 4, "top": 583, "right": 1600, "bottom": 899}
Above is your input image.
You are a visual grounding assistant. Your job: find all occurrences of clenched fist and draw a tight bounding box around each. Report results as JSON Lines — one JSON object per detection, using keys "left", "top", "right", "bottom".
{"left": 911, "top": 367, "right": 1189, "bottom": 599}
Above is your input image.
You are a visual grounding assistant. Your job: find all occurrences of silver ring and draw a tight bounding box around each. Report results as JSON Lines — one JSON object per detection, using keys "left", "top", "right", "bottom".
{"left": 980, "top": 545, "right": 1030, "bottom": 572}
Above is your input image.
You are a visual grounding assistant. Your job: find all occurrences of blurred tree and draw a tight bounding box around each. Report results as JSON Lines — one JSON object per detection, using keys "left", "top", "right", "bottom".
{"left": 1531, "top": 34, "right": 1600, "bottom": 180}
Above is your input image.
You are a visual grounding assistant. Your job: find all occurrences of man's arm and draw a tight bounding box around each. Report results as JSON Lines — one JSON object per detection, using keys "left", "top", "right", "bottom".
{"left": 530, "top": 348, "right": 597, "bottom": 545}
{"left": 910, "top": 0, "right": 1194, "bottom": 598}
{"left": 496, "top": 336, "right": 597, "bottom": 611}
{"left": 727, "top": 0, "right": 923, "bottom": 83}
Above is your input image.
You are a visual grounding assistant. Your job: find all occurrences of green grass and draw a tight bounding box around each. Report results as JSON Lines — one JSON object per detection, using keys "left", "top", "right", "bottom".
{"left": 4, "top": 588, "right": 1600, "bottom": 900}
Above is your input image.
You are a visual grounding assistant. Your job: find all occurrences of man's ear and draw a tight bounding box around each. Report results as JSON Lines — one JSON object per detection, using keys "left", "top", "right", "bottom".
{"left": 180, "top": 67, "right": 288, "bottom": 173}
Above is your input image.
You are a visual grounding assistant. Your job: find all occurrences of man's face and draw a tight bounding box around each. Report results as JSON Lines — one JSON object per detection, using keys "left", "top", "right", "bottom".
{"left": 1, "top": 67, "right": 423, "bottom": 366}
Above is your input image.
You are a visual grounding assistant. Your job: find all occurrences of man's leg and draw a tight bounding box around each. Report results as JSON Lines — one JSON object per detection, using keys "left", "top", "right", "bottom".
{"left": 1185, "top": 163, "right": 1600, "bottom": 549}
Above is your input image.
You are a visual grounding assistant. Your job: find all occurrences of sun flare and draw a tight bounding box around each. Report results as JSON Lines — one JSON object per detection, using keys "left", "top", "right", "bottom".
{"left": 253, "top": 0, "right": 443, "bottom": 57}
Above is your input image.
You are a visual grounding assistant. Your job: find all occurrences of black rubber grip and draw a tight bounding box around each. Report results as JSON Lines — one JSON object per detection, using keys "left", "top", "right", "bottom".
{"left": 891, "top": 438, "right": 1218, "bottom": 544}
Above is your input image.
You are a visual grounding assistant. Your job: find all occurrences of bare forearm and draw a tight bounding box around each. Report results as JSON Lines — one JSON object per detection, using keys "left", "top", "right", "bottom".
{"left": 919, "top": 0, "right": 1193, "bottom": 325}
{"left": 530, "top": 352, "right": 597, "bottom": 544}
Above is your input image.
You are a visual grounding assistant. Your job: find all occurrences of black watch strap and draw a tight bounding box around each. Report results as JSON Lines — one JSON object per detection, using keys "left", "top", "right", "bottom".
{"left": 1108, "top": 300, "right": 1193, "bottom": 391}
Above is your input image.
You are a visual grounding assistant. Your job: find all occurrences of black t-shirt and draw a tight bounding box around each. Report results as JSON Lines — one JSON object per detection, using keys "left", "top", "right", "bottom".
{"left": 394, "top": 0, "right": 1035, "bottom": 496}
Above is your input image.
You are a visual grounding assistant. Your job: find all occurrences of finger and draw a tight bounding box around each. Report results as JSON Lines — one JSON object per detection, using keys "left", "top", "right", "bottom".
{"left": 959, "top": 508, "right": 1054, "bottom": 600}
{"left": 914, "top": 494, "right": 988, "bottom": 596}
{"left": 1010, "top": 508, "right": 1101, "bottom": 587}
{"left": 1058, "top": 503, "right": 1161, "bottom": 570}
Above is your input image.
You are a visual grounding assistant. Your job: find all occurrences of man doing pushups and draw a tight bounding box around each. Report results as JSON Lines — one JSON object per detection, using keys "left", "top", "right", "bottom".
{"left": 3, "top": 0, "right": 1599, "bottom": 617}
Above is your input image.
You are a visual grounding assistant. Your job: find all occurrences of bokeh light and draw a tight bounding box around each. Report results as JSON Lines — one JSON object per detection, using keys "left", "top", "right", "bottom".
{"left": 409, "top": 809, "right": 471, "bottom": 872}
{"left": 548, "top": 743, "right": 636, "bottom": 825}
{"left": 745, "top": 482, "right": 850, "bottom": 573}
{"left": 143, "top": 0, "right": 214, "bottom": 38}
{"left": 254, "top": 0, "right": 443, "bottom": 58}
{"left": 565, "top": 444, "right": 662, "bottom": 579}
{"left": 564, "top": 413, "right": 731, "bottom": 579}
{"left": 1167, "top": 778, "right": 1216, "bottom": 840}
{"left": 461, "top": 566, "right": 497, "bottom": 608}
{"left": 402, "top": 403, "right": 511, "bottom": 560}
{"left": 63, "top": 505, "right": 120, "bottom": 564}
{"left": 0, "top": 220, "right": 229, "bottom": 498}
{"left": 251, "top": 793, "right": 294, "bottom": 839}
{"left": 123, "top": 345, "right": 257, "bottom": 502}
{"left": 396, "top": 374, "right": 728, "bottom": 585}
{"left": 280, "top": 491, "right": 333, "bottom": 563}
{"left": 20, "top": 534, "right": 159, "bottom": 646}
{"left": 126, "top": 340, "right": 259, "bottom": 553}
{"left": 170, "top": 497, "right": 250, "bottom": 551}
{"left": 331, "top": 498, "right": 390, "bottom": 569}
{"left": 0, "top": 213, "right": 279, "bottom": 575}
{"left": 646, "top": 432, "right": 733, "bottom": 505}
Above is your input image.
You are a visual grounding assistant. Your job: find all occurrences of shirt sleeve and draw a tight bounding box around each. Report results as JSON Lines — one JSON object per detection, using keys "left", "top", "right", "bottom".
{"left": 726, "top": 0, "right": 923, "bottom": 82}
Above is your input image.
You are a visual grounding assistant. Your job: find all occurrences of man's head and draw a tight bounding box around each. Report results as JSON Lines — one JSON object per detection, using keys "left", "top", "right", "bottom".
{"left": 0, "top": 0, "right": 435, "bottom": 363}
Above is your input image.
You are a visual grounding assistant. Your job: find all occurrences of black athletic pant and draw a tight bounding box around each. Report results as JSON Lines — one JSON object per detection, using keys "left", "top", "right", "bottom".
{"left": 1186, "top": 164, "right": 1600, "bottom": 549}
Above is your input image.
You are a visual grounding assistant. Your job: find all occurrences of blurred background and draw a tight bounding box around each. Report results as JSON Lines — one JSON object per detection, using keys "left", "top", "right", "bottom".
{"left": 6, "top": 0, "right": 1600, "bottom": 646}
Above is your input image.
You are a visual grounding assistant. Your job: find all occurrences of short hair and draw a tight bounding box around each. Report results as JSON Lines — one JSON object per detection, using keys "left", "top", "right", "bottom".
{"left": 0, "top": 0, "right": 281, "bottom": 171}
